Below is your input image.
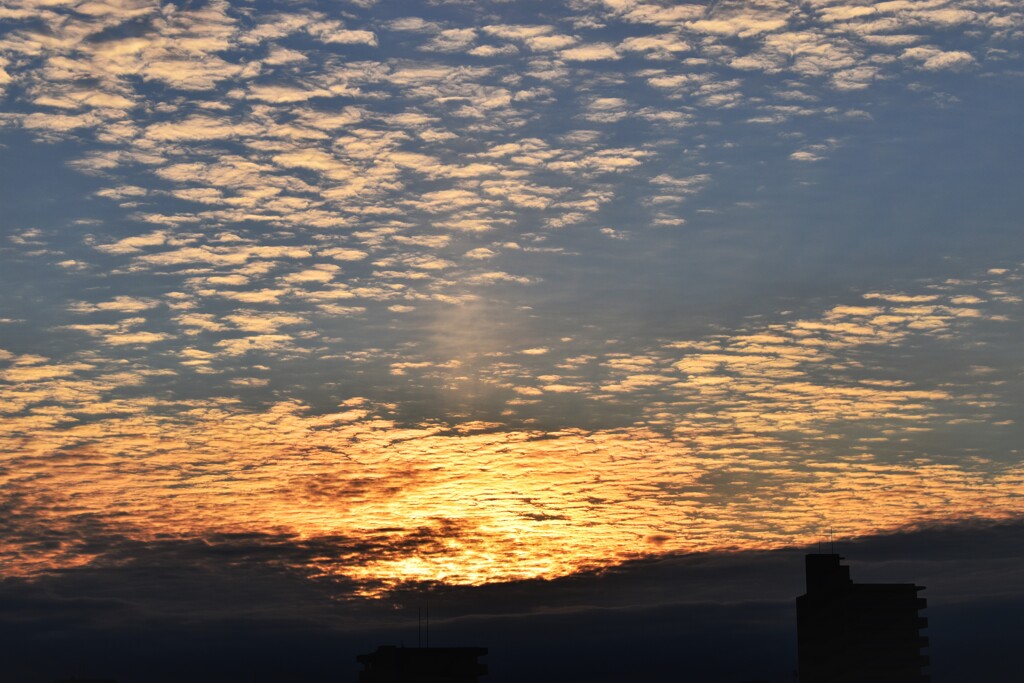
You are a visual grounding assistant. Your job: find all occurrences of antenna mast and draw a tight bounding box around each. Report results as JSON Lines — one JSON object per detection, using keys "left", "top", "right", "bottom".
{"left": 417, "top": 590, "right": 431, "bottom": 648}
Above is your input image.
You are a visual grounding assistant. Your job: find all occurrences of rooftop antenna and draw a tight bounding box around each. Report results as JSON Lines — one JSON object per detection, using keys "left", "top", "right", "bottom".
{"left": 830, "top": 526, "right": 834, "bottom": 554}
{"left": 417, "top": 590, "right": 430, "bottom": 648}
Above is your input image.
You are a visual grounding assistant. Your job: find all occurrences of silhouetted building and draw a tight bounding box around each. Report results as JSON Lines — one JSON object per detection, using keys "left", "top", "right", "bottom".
{"left": 796, "top": 554, "right": 928, "bottom": 683}
{"left": 357, "top": 646, "right": 487, "bottom": 683}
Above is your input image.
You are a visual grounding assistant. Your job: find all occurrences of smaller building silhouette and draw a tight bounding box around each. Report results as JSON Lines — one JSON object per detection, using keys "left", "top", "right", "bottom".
{"left": 357, "top": 645, "right": 487, "bottom": 683}
{"left": 796, "top": 554, "right": 928, "bottom": 683}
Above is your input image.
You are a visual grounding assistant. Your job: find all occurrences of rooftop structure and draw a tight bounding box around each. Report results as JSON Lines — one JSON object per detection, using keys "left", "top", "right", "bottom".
{"left": 356, "top": 645, "right": 488, "bottom": 683}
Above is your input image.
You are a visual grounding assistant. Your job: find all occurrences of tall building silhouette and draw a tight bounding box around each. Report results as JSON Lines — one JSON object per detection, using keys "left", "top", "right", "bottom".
{"left": 796, "top": 554, "right": 928, "bottom": 683}
{"left": 356, "top": 645, "right": 488, "bottom": 683}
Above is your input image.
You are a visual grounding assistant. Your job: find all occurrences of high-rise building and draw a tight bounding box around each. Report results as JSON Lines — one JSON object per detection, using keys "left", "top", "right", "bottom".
{"left": 796, "top": 554, "right": 929, "bottom": 683}
{"left": 356, "top": 645, "right": 488, "bottom": 683}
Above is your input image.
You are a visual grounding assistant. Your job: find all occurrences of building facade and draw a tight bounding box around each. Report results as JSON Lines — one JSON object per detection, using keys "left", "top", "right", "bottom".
{"left": 356, "top": 645, "right": 488, "bottom": 683}
{"left": 796, "top": 554, "right": 928, "bottom": 683}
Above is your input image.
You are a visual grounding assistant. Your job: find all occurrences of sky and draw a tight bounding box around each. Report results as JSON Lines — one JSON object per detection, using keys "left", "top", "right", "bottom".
{"left": 0, "top": 0, "right": 1023, "bottom": 680}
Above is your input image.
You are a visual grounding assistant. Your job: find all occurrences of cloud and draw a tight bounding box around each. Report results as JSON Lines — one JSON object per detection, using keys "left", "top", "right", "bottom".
{"left": 102, "top": 331, "right": 172, "bottom": 345}
{"left": 687, "top": 17, "right": 788, "bottom": 38}
{"left": 1, "top": 360, "right": 94, "bottom": 383}
{"left": 145, "top": 116, "right": 262, "bottom": 141}
{"left": 464, "top": 247, "right": 496, "bottom": 260}
{"left": 279, "top": 265, "right": 340, "bottom": 284}
{"left": 468, "top": 44, "right": 519, "bottom": 57}
{"left": 22, "top": 111, "right": 103, "bottom": 132}
{"left": 618, "top": 34, "right": 690, "bottom": 57}
{"left": 176, "top": 314, "right": 227, "bottom": 333}
{"left": 215, "top": 334, "right": 296, "bottom": 355}
{"left": 0, "top": 0, "right": 1022, "bottom": 618}
{"left": 313, "top": 28, "right": 378, "bottom": 46}
{"left": 388, "top": 17, "right": 441, "bottom": 33}
{"left": 69, "top": 296, "right": 160, "bottom": 313}
{"left": 903, "top": 47, "right": 976, "bottom": 71}
{"left": 482, "top": 24, "right": 557, "bottom": 41}
{"left": 466, "top": 271, "right": 532, "bottom": 284}
{"left": 262, "top": 45, "right": 308, "bottom": 65}
{"left": 92, "top": 231, "right": 167, "bottom": 254}
{"left": 225, "top": 312, "right": 307, "bottom": 333}
{"left": 790, "top": 150, "right": 822, "bottom": 162}
{"left": 134, "top": 245, "right": 312, "bottom": 268}
{"left": 817, "top": 5, "right": 877, "bottom": 23}
{"left": 0, "top": 267, "right": 1022, "bottom": 602}
{"left": 559, "top": 43, "right": 620, "bottom": 61}
{"left": 247, "top": 84, "right": 334, "bottom": 103}
{"left": 422, "top": 28, "right": 478, "bottom": 53}
{"left": 217, "top": 288, "right": 288, "bottom": 304}
{"left": 605, "top": 1, "right": 705, "bottom": 26}
{"left": 321, "top": 247, "right": 369, "bottom": 261}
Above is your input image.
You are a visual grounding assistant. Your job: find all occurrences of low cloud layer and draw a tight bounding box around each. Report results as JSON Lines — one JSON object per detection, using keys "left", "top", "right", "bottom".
{"left": 2, "top": 522, "right": 1023, "bottom": 681}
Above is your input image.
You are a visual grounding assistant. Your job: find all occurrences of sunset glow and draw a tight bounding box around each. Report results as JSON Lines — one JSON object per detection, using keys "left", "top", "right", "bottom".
{"left": 2, "top": 0, "right": 1023, "bottom": 606}
{"left": 4, "top": 273, "right": 1022, "bottom": 594}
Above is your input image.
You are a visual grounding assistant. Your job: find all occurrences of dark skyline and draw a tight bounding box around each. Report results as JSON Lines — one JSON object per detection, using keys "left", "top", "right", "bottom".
{"left": 4, "top": 521, "right": 1023, "bottom": 682}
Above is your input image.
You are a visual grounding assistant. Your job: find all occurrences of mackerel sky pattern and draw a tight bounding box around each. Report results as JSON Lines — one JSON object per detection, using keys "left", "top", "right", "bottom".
{"left": 1, "top": 0, "right": 1023, "bottom": 594}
